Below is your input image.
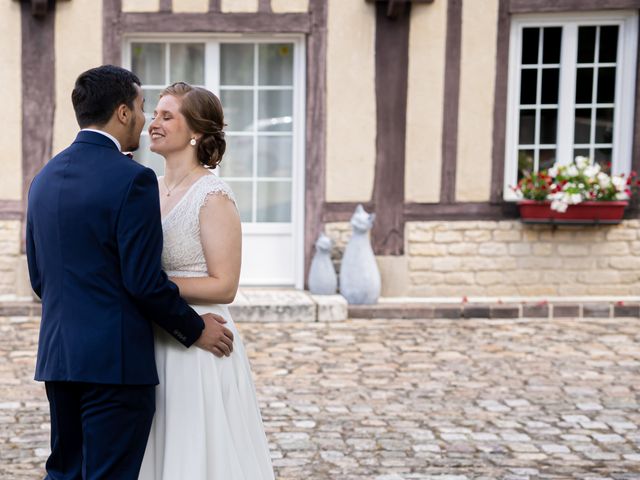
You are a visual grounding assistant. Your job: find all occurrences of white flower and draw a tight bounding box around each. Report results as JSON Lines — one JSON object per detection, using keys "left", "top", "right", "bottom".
{"left": 566, "top": 165, "right": 579, "bottom": 177}
{"left": 569, "top": 193, "right": 583, "bottom": 204}
{"left": 550, "top": 199, "right": 568, "bottom": 212}
{"left": 597, "top": 172, "right": 611, "bottom": 188}
{"left": 575, "top": 156, "right": 589, "bottom": 169}
{"left": 616, "top": 191, "right": 629, "bottom": 200}
{"left": 548, "top": 166, "right": 558, "bottom": 178}
{"left": 584, "top": 165, "right": 600, "bottom": 179}
{"left": 612, "top": 175, "right": 626, "bottom": 190}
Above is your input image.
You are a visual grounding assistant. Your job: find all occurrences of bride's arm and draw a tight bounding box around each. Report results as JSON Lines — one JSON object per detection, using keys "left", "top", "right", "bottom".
{"left": 169, "top": 194, "right": 242, "bottom": 304}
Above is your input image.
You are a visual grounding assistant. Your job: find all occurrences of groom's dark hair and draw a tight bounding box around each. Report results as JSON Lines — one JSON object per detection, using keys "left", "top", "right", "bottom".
{"left": 72, "top": 65, "right": 141, "bottom": 128}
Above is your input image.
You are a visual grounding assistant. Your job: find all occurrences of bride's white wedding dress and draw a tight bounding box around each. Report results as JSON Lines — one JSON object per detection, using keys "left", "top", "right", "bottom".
{"left": 138, "top": 173, "right": 274, "bottom": 480}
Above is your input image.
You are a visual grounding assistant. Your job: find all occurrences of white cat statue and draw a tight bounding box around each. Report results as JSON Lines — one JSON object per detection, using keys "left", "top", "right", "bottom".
{"left": 339, "top": 204, "right": 381, "bottom": 304}
{"left": 308, "top": 233, "right": 338, "bottom": 295}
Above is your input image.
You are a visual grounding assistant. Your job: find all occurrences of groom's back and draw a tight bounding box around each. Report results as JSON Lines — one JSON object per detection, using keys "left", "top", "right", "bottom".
{"left": 28, "top": 132, "right": 159, "bottom": 385}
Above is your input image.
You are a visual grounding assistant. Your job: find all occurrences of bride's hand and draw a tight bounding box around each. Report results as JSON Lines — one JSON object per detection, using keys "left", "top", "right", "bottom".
{"left": 195, "top": 313, "right": 234, "bottom": 357}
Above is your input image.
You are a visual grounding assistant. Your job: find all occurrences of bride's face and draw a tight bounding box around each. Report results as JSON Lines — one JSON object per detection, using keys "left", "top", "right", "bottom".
{"left": 148, "top": 94, "right": 194, "bottom": 156}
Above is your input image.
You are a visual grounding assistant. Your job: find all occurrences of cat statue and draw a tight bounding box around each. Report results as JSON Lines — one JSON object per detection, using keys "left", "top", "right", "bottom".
{"left": 308, "top": 233, "right": 338, "bottom": 295}
{"left": 339, "top": 204, "right": 381, "bottom": 304}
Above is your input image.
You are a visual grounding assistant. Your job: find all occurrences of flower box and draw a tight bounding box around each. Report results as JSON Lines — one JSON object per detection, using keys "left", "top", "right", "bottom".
{"left": 517, "top": 200, "right": 628, "bottom": 225}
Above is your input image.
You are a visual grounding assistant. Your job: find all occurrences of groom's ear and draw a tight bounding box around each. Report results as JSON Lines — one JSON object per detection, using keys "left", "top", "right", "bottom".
{"left": 115, "top": 103, "right": 131, "bottom": 125}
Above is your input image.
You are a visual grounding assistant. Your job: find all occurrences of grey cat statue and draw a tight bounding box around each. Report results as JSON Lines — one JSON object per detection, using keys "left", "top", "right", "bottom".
{"left": 308, "top": 233, "right": 338, "bottom": 295}
{"left": 339, "top": 204, "right": 381, "bottom": 304}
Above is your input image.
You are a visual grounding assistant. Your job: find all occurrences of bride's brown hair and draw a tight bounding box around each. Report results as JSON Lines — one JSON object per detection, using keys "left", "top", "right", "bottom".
{"left": 160, "top": 82, "right": 226, "bottom": 168}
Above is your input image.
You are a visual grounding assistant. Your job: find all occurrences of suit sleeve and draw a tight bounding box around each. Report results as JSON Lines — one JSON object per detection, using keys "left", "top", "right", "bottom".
{"left": 116, "top": 168, "right": 204, "bottom": 347}
{"left": 25, "top": 207, "right": 41, "bottom": 299}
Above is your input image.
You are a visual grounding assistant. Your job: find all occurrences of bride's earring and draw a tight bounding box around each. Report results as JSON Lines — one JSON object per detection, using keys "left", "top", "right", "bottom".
{"left": 190, "top": 138, "right": 197, "bottom": 146}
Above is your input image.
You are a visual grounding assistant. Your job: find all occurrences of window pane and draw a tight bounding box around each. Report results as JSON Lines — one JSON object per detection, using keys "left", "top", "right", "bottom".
{"left": 132, "top": 43, "right": 165, "bottom": 85}
{"left": 518, "top": 150, "right": 535, "bottom": 180}
{"left": 144, "top": 89, "right": 163, "bottom": 114}
{"left": 258, "top": 44, "right": 294, "bottom": 86}
{"left": 577, "top": 26, "right": 596, "bottom": 63}
{"left": 143, "top": 88, "right": 163, "bottom": 131}
{"left": 595, "top": 108, "right": 614, "bottom": 143}
{"left": 220, "top": 44, "right": 254, "bottom": 86}
{"left": 522, "top": 28, "right": 540, "bottom": 64}
{"left": 539, "top": 149, "right": 556, "bottom": 171}
{"left": 574, "top": 108, "right": 592, "bottom": 144}
{"left": 258, "top": 136, "right": 293, "bottom": 177}
{"left": 575, "top": 68, "right": 594, "bottom": 104}
{"left": 257, "top": 90, "right": 293, "bottom": 132}
{"left": 542, "top": 27, "right": 562, "bottom": 64}
{"left": 225, "top": 181, "right": 253, "bottom": 222}
{"left": 520, "top": 69, "right": 538, "bottom": 105}
{"left": 257, "top": 181, "right": 291, "bottom": 222}
{"left": 574, "top": 148, "right": 590, "bottom": 160}
{"left": 597, "top": 67, "right": 616, "bottom": 103}
{"left": 169, "top": 43, "right": 205, "bottom": 85}
{"left": 221, "top": 90, "right": 254, "bottom": 132}
{"left": 134, "top": 135, "right": 165, "bottom": 176}
{"left": 539, "top": 109, "right": 557, "bottom": 144}
{"left": 595, "top": 148, "right": 612, "bottom": 172}
{"left": 599, "top": 26, "right": 619, "bottom": 63}
{"left": 518, "top": 109, "right": 535, "bottom": 145}
{"left": 541, "top": 69, "right": 559, "bottom": 104}
{"left": 219, "top": 136, "right": 253, "bottom": 177}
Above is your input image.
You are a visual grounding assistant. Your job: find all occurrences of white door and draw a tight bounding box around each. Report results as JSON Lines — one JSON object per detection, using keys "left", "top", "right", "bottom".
{"left": 125, "top": 37, "right": 306, "bottom": 287}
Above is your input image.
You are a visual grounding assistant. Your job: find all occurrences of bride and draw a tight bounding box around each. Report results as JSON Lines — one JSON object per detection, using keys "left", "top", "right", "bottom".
{"left": 138, "top": 82, "right": 275, "bottom": 479}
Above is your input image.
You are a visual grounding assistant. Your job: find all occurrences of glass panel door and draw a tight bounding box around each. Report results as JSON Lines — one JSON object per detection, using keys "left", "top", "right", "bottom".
{"left": 126, "top": 37, "right": 304, "bottom": 287}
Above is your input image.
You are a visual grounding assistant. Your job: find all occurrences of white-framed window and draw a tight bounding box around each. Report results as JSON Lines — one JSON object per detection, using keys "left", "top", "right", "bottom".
{"left": 124, "top": 36, "right": 305, "bottom": 225}
{"left": 123, "top": 35, "right": 306, "bottom": 287}
{"left": 503, "top": 11, "right": 638, "bottom": 200}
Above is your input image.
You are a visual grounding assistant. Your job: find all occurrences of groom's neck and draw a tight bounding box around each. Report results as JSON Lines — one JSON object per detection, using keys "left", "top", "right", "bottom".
{"left": 84, "top": 123, "right": 126, "bottom": 151}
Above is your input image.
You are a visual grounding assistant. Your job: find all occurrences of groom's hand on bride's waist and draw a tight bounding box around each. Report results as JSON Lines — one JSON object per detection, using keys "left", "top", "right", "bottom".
{"left": 194, "top": 313, "right": 234, "bottom": 357}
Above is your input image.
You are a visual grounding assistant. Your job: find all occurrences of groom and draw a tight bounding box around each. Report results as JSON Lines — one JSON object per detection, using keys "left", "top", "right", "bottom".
{"left": 26, "top": 65, "right": 234, "bottom": 479}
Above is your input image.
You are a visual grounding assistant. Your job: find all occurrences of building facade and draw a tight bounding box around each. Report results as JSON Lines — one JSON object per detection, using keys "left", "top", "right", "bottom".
{"left": 1, "top": 0, "right": 639, "bottom": 298}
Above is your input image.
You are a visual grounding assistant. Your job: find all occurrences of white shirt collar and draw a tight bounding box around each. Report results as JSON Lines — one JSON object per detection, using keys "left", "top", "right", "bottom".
{"left": 81, "top": 128, "right": 122, "bottom": 152}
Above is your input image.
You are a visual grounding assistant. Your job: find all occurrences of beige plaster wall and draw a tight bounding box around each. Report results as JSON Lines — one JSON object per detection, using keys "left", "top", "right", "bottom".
{"left": 404, "top": 1, "right": 447, "bottom": 203}
{"left": 173, "top": 0, "right": 209, "bottom": 13}
{"left": 325, "top": 0, "right": 376, "bottom": 202}
{"left": 122, "top": 0, "right": 160, "bottom": 12}
{"left": 455, "top": 0, "right": 499, "bottom": 202}
{"left": 0, "top": 1, "right": 22, "bottom": 201}
{"left": 221, "top": 0, "right": 258, "bottom": 13}
{"left": 271, "top": 0, "right": 309, "bottom": 12}
{"left": 53, "top": 0, "right": 103, "bottom": 155}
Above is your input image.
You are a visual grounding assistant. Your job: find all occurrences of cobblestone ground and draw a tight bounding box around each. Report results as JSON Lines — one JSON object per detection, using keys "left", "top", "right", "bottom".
{"left": 1, "top": 314, "right": 640, "bottom": 479}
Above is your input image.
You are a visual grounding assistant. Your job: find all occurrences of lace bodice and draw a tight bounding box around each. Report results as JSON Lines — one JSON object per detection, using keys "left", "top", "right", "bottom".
{"left": 161, "top": 173, "right": 237, "bottom": 278}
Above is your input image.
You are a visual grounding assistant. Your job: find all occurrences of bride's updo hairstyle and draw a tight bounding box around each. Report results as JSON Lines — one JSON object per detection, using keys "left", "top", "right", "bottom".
{"left": 160, "top": 82, "right": 226, "bottom": 168}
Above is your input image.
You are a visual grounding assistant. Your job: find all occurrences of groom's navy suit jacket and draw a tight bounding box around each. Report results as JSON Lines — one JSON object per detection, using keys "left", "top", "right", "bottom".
{"left": 26, "top": 130, "right": 204, "bottom": 385}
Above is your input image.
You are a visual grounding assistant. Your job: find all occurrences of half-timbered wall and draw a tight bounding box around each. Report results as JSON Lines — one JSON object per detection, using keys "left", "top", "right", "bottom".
{"left": 1, "top": 0, "right": 640, "bottom": 297}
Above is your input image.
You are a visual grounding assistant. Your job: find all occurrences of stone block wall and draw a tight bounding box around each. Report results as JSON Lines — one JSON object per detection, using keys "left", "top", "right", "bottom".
{"left": 0, "top": 221, "right": 20, "bottom": 296}
{"left": 324, "top": 220, "right": 640, "bottom": 297}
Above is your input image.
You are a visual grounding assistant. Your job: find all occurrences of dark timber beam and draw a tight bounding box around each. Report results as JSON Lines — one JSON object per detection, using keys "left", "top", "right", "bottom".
{"left": 20, "top": 0, "right": 56, "bottom": 233}
{"left": 440, "top": 0, "right": 462, "bottom": 204}
{"left": 120, "top": 11, "right": 311, "bottom": 33}
{"left": 510, "top": 0, "right": 640, "bottom": 13}
{"left": 370, "top": 1, "right": 411, "bottom": 255}
{"left": 490, "top": 0, "right": 510, "bottom": 203}
{"left": 259, "top": 0, "right": 272, "bottom": 13}
{"left": 103, "top": 0, "right": 122, "bottom": 65}
{"left": 304, "top": 0, "right": 328, "bottom": 284}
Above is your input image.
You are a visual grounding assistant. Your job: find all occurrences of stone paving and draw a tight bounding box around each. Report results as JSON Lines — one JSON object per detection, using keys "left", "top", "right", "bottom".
{"left": 1, "top": 312, "right": 640, "bottom": 479}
